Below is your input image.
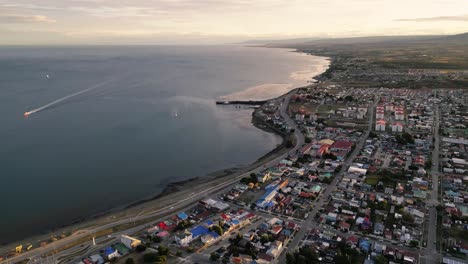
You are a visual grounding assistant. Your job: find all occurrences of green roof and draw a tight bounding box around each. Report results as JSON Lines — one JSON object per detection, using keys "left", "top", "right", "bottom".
{"left": 312, "top": 185, "right": 322, "bottom": 192}
{"left": 412, "top": 190, "right": 427, "bottom": 199}
{"left": 113, "top": 243, "right": 129, "bottom": 255}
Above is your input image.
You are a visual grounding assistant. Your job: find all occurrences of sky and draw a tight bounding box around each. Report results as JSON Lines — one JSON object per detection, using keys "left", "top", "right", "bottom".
{"left": 0, "top": 0, "right": 467, "bottom": 45}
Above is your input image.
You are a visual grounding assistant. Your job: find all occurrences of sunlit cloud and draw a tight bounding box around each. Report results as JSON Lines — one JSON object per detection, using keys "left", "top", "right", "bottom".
{"left": 0, "top": 14, "right": 56, "bottom": 23}
{"left": 0, "top": 0, "right": 467, "bottom": 44}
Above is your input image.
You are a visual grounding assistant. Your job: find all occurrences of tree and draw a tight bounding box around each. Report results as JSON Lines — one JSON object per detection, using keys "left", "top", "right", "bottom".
{"left": 335, "top": 255, "right": 350, "bottom": 264}
{"left": 402, "top": 132, "right": 415, "bottom": 144}
{"left": 260, "top": 234, "right": 269, "bottom": 244}
{"left": 158, "top": 245, "right": 169, "bottom": 256}
{"left": 249, "top": 173, "right": 258, "bottom": 184}
{"left": 176, "top": 250, "right": 182, "bottom": 257}
{"left": 286, "top": 246, "right": 320, "bottom": 264}
{"left": 210, "top": 252, "right": 220, "bottom": 261}
{"left": 135, "top": 244, "right": 147, "bottom": 252}
{"left": 212, "top": 225, "right": 223, "bottom": 236}
{"left": 125, "top": 258, "right": 135, "bottom": 264}
{"left": 143, "top": 253, "right": 158, "bottom": 262}
{"left": 375, "top": 255, "right": 389, "bottom": 264}
{"left": 285, "top": 140, "right": 294, "bottom": 148}
{"left": 344, "top": 95, "right": 354, "bottom": 102}
{"left": 155, "top": 255, "right": 167, "bottom": 264}
{"left": 152, "top": 235, "right": 162, "bottom": 243}
{"left": 322, "top": 152, "right": 337, "bottom": 160}
{"left": 305, "top": 137, "right": 312, "bottom": 143}
{"left": 369, "top": 131, "right": 378, "bottom": 139}
{"left": 402, "top": 212, "right": 414, "bottom": 223}
{"left": 409, "top": 240, "right": 419, "bottom": 247}
{"left": 176, "top": 220, "right": 192, "bottom": 231}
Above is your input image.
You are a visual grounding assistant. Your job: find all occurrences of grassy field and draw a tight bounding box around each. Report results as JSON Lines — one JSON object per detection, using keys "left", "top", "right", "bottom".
{"left": 364, "top": 175, "right": 380, "bottom": 186}
{"left": 282, "top": 34, "right": 468, "bottom": 89}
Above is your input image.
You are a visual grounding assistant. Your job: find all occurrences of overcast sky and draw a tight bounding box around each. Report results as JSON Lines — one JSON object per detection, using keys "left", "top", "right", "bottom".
{"left": 1, "top": 0, "right": 467, "bottom": 44}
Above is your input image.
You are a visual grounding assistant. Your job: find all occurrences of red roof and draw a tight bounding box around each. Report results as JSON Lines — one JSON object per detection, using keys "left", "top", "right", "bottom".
{"left": 376, "top": 119, "right": 386, "bottom": 125}
{"left": 347, "top": 236, "right": 359, "bottom": 245}
{"left": 246, "top": 213, "right": 256, "bottom": 219}
{"left": 299, "top": 192, "right": 313, "bottom": 198}
{"left": 220, "top": 213, "right": 230, "bottom": 220}
{"left": 331, "top": 140, "right": 353, "bottom": 150}
{"left": 340, "top": 222, "right": 351, "bottom": 229}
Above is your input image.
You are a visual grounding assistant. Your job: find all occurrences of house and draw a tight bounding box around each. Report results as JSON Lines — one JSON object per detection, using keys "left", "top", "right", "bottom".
{"left": 395, "top": 107, "right": 405, "bottom": 121}
{"left": 359, "top": 240, "right": 371, "bottom": 252}
{"left": 346, "top": 236, "right": 359, "bottom": 247}
{"left": 120, "top": 235, "right": 141, "bottom": 249}
{"left": 266, "top": 241, "right": 283, "bottom": 259}
{"left": 104, "top": 247, "right": 120, "bottom": 260}
{"left": 376, "top": 110, "right": 384, "bottom": 119}
{"left": 330, "top": 140, "right": 354, "bottom": 153}
{"left": 89, "top": 255, "right": 105, "bottom": 264}
{"left": 257, "top": 172, "right": 271, "bottom": 183}
{"left": 376, "top": 119, "right": 386, "bottom": 131}
{"left": 392, "top": 122, "right": 404, "bottom": 133}
{"left": 175, "top": 231, "right": 193, "bottom": 246}
{"left": 374, "top": 223, "right": 385, "bottom": 235}
{"left": 340, "top": 221, "right": 351, "bottom": 232}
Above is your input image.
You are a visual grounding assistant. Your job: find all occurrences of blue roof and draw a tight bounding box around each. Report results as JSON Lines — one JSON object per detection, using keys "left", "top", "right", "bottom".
{"left": 359, "top": 240, "right": 370, "bottom": 251}
{"left": 231, "top": 220, "right": 240, "bottom": 225}
{"left": 256, "top": 199, "right": 265, "bottom": 206}
{"left": 191, "top": 225, "right": 209, "bottom": 238}
{"left": 105, "top": 247, "right": 115, "bottom": 255}
{"left": 205, "top": 220, "right": 214, "bottom": 226}
{"left": 178, "top": 212, "right": 188, "bottom": 220}
{"left": 209, "top": 231, "right": 220, "bottom": 238}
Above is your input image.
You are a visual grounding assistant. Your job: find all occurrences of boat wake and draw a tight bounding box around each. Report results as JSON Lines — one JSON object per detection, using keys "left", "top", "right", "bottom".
{"left": 24, "top": 78, "right": 118, "bottom": 117}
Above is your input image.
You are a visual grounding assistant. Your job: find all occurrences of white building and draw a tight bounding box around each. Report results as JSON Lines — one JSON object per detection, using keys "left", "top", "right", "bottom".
{"left": 376, "top": 110, "right": 384, "bottom": 119}
{"left": 395, "top": 106, "right": 405, "bottom": 121}
{"left": 392, "top": 122, "right": 404, "bottom": 133}
{"left": 295, "top": 114, "right": 305, "bottom": 122}
{"left": 121, "top": 235, "right": 141, "bottom": 249}
{"left": 395, "top": 111, "right": 404, "bottom": 121}
{"left": 375, "top": 120, "right": 386, "bottom": 131}
{"left": 175, "top": 232, "right": 193, "bottom": 246}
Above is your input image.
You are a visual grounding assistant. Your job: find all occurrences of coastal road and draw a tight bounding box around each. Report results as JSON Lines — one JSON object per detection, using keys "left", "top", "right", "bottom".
{"left": 277, "top": 97, "right": 378, "bottom": 264}
{"left": 2, "top": 90, "right": 304, "bottom": 264}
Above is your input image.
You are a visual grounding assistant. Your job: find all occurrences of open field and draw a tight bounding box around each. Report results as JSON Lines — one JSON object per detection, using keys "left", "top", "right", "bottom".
{"left": 277, "top": 33, "right": 468, "bottom": 89}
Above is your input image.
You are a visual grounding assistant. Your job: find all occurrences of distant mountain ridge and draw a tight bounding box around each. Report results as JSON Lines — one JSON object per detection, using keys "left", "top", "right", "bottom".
{"left": 238, "top": 37, "right": 322, "bottom": 45}
{"left": 241, "top": 32, "right": 468, "bottom": 46}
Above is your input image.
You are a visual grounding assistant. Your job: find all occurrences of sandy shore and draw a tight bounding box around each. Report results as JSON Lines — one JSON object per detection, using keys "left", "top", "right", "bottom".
{"left": 219, "top": 51, "right": 329, "bottom": 101}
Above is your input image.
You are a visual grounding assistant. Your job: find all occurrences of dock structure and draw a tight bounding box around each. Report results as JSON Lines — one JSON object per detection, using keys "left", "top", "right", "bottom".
{"left": 215, "top": 100, "right": 267, "bottom": 105}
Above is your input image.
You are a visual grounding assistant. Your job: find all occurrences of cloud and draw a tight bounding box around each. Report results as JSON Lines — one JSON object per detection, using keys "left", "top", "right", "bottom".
{"left": 396, "top": 15, "right": 468, "bottom": 22}
{"left": 0, "top": 14, "right": 56, "bottom": 23}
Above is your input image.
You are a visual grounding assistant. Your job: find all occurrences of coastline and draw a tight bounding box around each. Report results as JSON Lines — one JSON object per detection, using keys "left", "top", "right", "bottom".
{"left": 0, "top": 50, "right": 330, "bottom": 257}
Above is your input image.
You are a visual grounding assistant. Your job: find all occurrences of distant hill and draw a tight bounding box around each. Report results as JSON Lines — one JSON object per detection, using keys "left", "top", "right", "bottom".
{"left": 428, "top": 32, "right": 468, "bottom": 43}
{"left": 241, "top": 33, "right": 468, "bottom": 47}
{"left": 292, "top": 35, "right": 445, "bottom": 45}
{"left": 238, "top": 37, "right": 321, "bottom": 45}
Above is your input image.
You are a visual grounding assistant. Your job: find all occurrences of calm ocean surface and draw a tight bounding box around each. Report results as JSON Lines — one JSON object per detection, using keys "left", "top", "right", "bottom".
{"left": 0, "top": 45, "right": 328, "bottom": 243}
